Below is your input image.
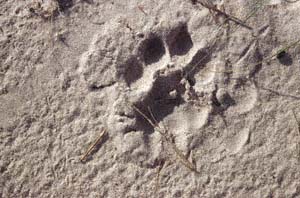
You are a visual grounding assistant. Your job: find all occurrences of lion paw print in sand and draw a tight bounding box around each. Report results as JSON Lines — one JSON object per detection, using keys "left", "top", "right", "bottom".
{"left": 78, "top": 19, "right": 260, "bottom": 166}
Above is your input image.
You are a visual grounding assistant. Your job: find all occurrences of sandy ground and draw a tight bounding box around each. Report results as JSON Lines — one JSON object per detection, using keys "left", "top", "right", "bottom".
{"left": 2, "top": 0, "right": 300, "bottom": 197}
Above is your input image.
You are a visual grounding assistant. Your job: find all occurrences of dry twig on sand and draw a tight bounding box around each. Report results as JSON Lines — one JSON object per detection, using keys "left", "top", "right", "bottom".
{"left": 185, "top": 0, "right": 265, "bottom": 80}
{"left": 131, "top": 105, "right": 199, "bottom": 173}
{"left": 80, "top": 129, "right": 107, "bottom": 162}
{"left": 292, "top": 109, "right": 300, "bottom": 135}
{"left": 196, "top": 0, "right": 252, "bottom": 29}
{"left": 154, "top": 159, "right": 165, "bottom": 195}
{"left": 292, "top": 109, "right": 300, "bottom": 161}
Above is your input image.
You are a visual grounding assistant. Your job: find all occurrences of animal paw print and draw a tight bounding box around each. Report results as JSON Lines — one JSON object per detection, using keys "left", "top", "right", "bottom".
{"left": 124, "top": 22, "right": 216, "bottom": 147}
{"left": 78, "top": 19, "right": 261, "bottom": 166}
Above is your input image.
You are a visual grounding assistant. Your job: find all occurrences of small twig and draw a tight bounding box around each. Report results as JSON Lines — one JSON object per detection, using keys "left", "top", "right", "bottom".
{"left": 148, "top": 106, "right": 160, "bottom": 128}
{"left": 132, "top": 105, "right": 199, "bottom": 173}
{"left": 292, "top": 109, "right": 300, "bottom": 135}
{"left": 292, "top": 109, "right": 300, "bottom": 162}
{"left": 91, "top": 21, "right": 105, "bottom": 26}
{"left": 197, "top": 0, "right": 252, "bottom": 30}
{"left": 185, "top": 0, "right": 264, "bottom": 80}
{"left": 229, "top": 0, "right": 264, "bottom": 33}
{"left": 80, "top": 129, "right": 107, "bottom": 162}
{"left": 154, "top": 160, "right": 165, "bottom": 195}
{"left": 284, "top": 0, "right": 300, "bottom": 3}
{"left": 137, "top": 5, "right": 148, "bottom": 15}
{"left": 242, "top": 38, "right": 300, "bottom": 73}
{"left": 199, "top": 38, "right": 300, "bottom": 81}
{"left": 132, "top": 105, "right": 156, "bottom": 128}
{"left": 81, "top": 0, "right": 94, "bottom": 4}
{"left": 168, "top": 140, "right": 199, "bottom": 173}
{"left": 273, "top": 39, "right": 300, "bottom": 59}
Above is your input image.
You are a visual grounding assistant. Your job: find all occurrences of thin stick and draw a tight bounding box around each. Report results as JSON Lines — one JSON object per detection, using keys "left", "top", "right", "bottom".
{"left": 132, "top": 105, "right": 157, "bottom": 128}
{"left": 168, "top": 141, "right": 198, "bottom": 173}
{"left": 292, "top": 109, "right": 300, "bottom": 135}
{"left": 225, "top": 38, "right": 300, "bottom": 74}
{"left": 80, "top": 129, "right": 107, "bottom": 162}
{"left": 132, "top": 105, "right": 199, "bottom": 173}
{"left": 184, "top": 36, "right": 300, "bottom": 85}
{"left": 137, "top": 5, "right": 148, "bottom": 15}
{"left": 272, "top": 38, "right": 300, "bottom": 59}
{"left": 185, "top": 0, "right": 264, "bottom": 79}
{"left": 148, "top": 106, "right": 159, "bottom": 125}
{"left": 240, "top": 38, "right": 300, "bottom": 73}
{"left": 154, "top": 160, "right": 165, "bottom": 195}
{"left": 229, "top": 0, "right": 265, "bottom": 33}
{"left": 197, "top": 0, "right": 252, "bottom": 29}
{"left": 292, "top": 109, "right": 300, "bottom": 162}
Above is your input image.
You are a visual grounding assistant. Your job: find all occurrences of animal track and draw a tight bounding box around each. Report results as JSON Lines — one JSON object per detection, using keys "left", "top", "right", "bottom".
{"left": 78, "top": 19, "right": 261, "bottom": 167}
{"left": 139, "top": 35, "right": 166, "bottom": 65}
{"left": 166, "top": 24, "right": 193, "bottom": 56}
{"left": 184, "top": 48, "right": 211, "bottom": 85}
{"left": 129, "top": 23, "right": 214, "bottom": 134}
{"left": 229, "top": 81, "right": 258, "bottom": 114}
{"left": 121, "top": 57, "right": 143, "bottom": 86}
{"left": 225, "top": 127, "right": 251, "bottom": 155}
{"left": 133, "top": 69, "right": 184, "bottom": 133}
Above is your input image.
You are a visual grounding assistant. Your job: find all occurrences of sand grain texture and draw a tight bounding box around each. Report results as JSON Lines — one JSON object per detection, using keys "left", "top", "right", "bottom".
{"left": 1, "top": 0, "right": 300, "bottom": 197}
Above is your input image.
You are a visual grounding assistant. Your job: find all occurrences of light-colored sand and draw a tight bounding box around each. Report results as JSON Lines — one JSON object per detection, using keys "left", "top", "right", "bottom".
{"left": 2, "top": 0, "right": 300, "bottom": 197}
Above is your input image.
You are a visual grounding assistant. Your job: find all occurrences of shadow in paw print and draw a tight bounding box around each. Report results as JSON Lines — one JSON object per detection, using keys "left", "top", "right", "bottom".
{"left": 133, "top": 70, "right": 185, "bottom": 134}
{"left": 183, "top": 48, "right": 211, "bottom": 85}
{"left": 122, "top": 58, "right": 144, "bottom": 86}
{"left": 56, "top": 0, "right": 74, "bottom": 12}
{"left": 212, "top": 88, "right": 236, "bottom": 110}
{"left": 166, "top": 24, "right": 193, "bottom": 56}
{"left": 277, "top": 51, "right": 293, "bottom": 66}
{"left": 140, "top": 35, "right": 165, "bottom": 65}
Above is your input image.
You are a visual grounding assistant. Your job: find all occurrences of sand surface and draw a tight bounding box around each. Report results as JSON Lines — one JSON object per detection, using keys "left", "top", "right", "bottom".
{"left": 2, "top": 0, "right": 300, "bottom": 197}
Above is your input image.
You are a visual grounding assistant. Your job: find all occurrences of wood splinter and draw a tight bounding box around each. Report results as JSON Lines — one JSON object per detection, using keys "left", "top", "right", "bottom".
{"left": 80, "top": 129, "right": 107, "bottom": 162}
